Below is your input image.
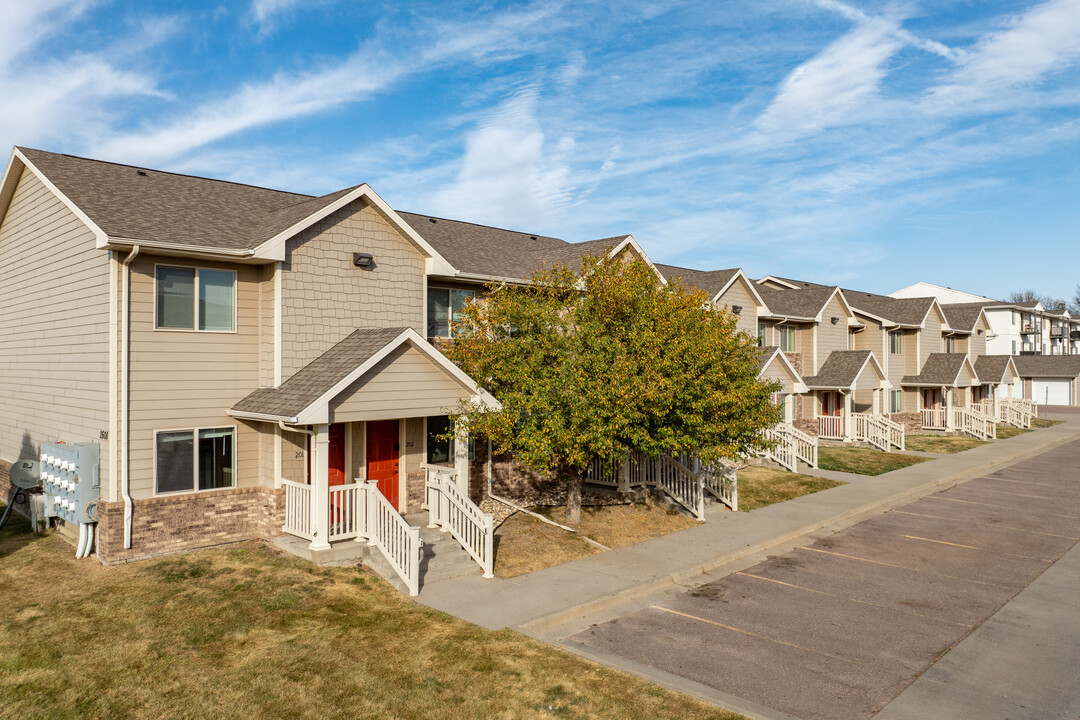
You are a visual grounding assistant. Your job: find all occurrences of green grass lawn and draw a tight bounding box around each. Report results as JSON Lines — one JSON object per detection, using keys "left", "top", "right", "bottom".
{"left": 0, "top": 507, "right": 742, "bottom": 720}
{"left": 905, "top": 435, "right": 987, "bottom": 453}
{"left": 736, "top": 465, "right": 845, "bottom": 511}
{"left": 818, "top": 446, "right": 930, "bottom": 476}
{"left": 997, "top": 418, "right": 1063, "bottom": 439}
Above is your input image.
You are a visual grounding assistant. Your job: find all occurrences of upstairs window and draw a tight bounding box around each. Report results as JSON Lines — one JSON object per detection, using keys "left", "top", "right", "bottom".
{"left": 944, "top": 336, "right": 957, "bottom": 353}
{"left": 156, "top": 266, "right": 236, "bottom": 331}
{"left": 889, "top": 331, "right": 903, "bottom": 354}
{"left": 427, "top": 288, "right": 475, "bottom": 339}
{"left": 757, "top": 322, "right": 766, "bottom": 347}
{"left": 778, "top": 325, "right": 796, "bottom": 352}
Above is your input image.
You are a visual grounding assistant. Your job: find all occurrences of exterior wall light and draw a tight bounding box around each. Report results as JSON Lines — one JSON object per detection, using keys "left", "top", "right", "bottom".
{"left": 353, "top": 252, "right": 374, "bottom": 268}
{"left": 731, "top": 305, "right": 743, "bottom": 315}
{"left": 831, "top": 317, "right": 839, "bottom": 324}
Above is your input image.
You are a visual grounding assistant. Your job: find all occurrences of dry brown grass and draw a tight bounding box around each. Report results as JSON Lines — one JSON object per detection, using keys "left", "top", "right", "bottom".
{"left": 905, "top": 435, "right": 987, "bottom": 453}
{"left": 493, "top": 504, "right": 698, "bottom": 579}
{"left": 817, "top": 447, "right": 930, "bottom": 476}
{"left": 736, "top": 466, "right": 845, "bottom": 511}
{"left": 0, "top": 507, "right": 742, "bottom": 720}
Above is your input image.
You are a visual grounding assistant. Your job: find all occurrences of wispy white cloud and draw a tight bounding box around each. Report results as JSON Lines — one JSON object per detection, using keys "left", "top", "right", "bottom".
{"left": 810, "top": 0, "right": 964, "bottom": 61}
{"left": 93, "top": 2, "right": 566, "bottom": 165}
{"left": 428, "top": 87, "right": 575, "bottom": 230}
{"left": 251, "top": 0, "right": 302, "bottom": 23}
{"left": 928, "top": 0, "right": 1080, "bottom": 104}
{"left": 754, "top": 19, "right": 903, "bottom": 139}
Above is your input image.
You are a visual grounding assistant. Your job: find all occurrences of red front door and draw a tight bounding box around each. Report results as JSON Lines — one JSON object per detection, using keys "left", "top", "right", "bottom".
{"left": 307, "top": 422, "right": 347, "bottom": 486}
{"left": 923, "top": 389, "right": 938, "bottom": 409}
{"left": 822, "top": 392, "right": 841, "bottom": 416}
{"left": 366, "top": 420, "right": 400, "bottom": 508}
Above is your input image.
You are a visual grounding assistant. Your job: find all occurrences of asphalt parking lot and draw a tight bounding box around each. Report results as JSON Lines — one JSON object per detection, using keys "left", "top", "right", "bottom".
{"left": 571, "top": 439, "right": 1080, "bottom": 720}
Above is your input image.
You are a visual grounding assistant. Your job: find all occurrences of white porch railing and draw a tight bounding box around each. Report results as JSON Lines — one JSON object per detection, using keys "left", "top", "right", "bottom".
{"left": 818, "top": 415, "right": 843, "bottom": 440}
{"left": 424, "top": 467, "right": 494, "bottom": 578}
{"left": 281, "top": 479, "right": 422, "bottom": 596}
{"left": 921, "top": 408, "right": 947, "bottom": 430}
{"left": 656, "top": 454, "right": 705, "bottom": 520}
{"left": 852, "top": 413, "right": 906, "bottom": 451}
{"left": 282, "top": 479, "right": 313, "bottom": 540}
{"left": 328, "top": 482, "right": 364, "bottom": 542}
{"left": 365, "top": 480, "right": 422, "bottom": 596}
{"left": 702, "top": 462, "right": 738, "bottom": 512}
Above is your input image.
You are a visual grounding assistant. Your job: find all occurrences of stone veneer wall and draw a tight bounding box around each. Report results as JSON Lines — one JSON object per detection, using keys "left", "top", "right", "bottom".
{"left": 889, "top": 412, "right": 925, "bottom": 435}
{"left": 95, "top": 486, "right": 284, "bottom": 565}
{"left": 405, "top": 471, "right": 426, "bottom": 514}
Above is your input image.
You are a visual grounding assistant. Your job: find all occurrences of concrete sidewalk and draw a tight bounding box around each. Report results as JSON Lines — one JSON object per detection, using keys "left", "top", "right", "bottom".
{"left": 416, "top": 419, "right": 1080, "bottom": 635}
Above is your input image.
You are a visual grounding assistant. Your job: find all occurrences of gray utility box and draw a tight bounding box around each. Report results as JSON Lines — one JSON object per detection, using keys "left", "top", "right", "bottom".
{"left": 41, "top": 442, "right": 100, "bottom": 524}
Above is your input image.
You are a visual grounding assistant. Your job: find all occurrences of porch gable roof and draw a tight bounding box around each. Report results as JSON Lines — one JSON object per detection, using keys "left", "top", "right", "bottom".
{"left": 755, "top": 346, "right": 808, "bottom": 394}
{"left": 901, "top": 353, "right": 979, "bottom": 387}
{"left": 973, "top": 355, "right": 1019, "bottom": 385}
{"left": 229, "top": 327, "right": 499, "bottom": 424}
{"left": 801, "top": 350, "right": 887, "bottom": 390}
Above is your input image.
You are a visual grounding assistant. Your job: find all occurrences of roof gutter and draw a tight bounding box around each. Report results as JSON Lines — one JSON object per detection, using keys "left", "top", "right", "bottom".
{"left": 106, "top": 236, "right": 257, "bottom": 259}
{"left": 226, "top": 409, "right": 299, "bottom": 424}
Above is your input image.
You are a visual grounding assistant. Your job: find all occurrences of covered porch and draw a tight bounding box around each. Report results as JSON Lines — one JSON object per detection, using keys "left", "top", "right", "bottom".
{"left": 902, "top": 353, "right": 995, "bottom": 438}
{"left": 229, "top": 327, "right": 500, "bottom": 594}
{"left": 800, "top": 350, "right": 902, "bottom": 450}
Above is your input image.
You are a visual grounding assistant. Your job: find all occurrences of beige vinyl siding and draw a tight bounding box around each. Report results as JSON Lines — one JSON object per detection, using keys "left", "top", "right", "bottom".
{"left": 281, "top": 200, "right": 425, "bottom": 379}
{"left": 816, "top": 295, "right": 850, "bottom": 362}
{"left": 258, "top": 263, "right": 275, "bottom": 387}
{"left": 904, "top": 330, "right": 920, "bottom": 375}
{"left": 758, "top": 356, "right": 799, "bottom": 394}
{"left": 0, "top": 168, "right": 111, "bottom": 482}
{"left": 405, "top": 418, "right": 424, "bottom": 474}
{"left": 970, "top": 317, "right": 988, "bottom": 357}
{"left": 920, "top": 308, "right": 944, "bottom": 370}
{"left": 330, "top": 345, "right": 472, "bottom": 423}
{"left": 126, "top": 255, "right": 262, "bottom": 499}
{"left": 715, "top": 277, "right": 757, "bottom": 336}
{"left": 796, "top": 324, "right": 814, "bottom": 370}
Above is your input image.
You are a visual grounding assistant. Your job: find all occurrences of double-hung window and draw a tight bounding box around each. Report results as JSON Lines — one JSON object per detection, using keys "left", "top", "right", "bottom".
{"left": 778, "top": 325, "right": 796, "bottom": 352}
{"left": 890, "top": 390, "right": 903, "bottom": 413}
{"left": 156, "top": 427, "right": 235, "bottom": 494}
{"left": 156, "top": 266, "right": 236, "bottom": 331}
{"left": 944, "top": 336, "right": 957, "bottom": 353}
{"left": 427, "top": 288, "right": 475, "bottom": 339}
{"left": 426, "top": 415, "right": 474, "bottom": 464}
{"left": 889, "top": 330, "right": 902, "bottom": 355}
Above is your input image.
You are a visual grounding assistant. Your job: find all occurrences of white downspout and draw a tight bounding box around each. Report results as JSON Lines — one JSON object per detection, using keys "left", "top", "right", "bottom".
{"left": 121, "top": 245, "right": 139, "bottom": 549}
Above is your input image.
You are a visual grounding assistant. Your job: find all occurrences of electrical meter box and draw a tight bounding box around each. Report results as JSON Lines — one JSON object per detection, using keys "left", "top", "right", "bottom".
{"left": 40, "top": 442, "right": 100, "bottom": 524}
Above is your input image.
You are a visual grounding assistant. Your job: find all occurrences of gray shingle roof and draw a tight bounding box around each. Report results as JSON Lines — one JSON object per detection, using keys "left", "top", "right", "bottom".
{"left": 656, "top": 265, "right": 741, "bottom": 298}
{"left": 1012, "top": 354, "right": 1080, "bottom": 379}
{"left": 901, "top": 353, "right": 974, "bottom": 386}
{"left": 940, "top": 302, "right": 990, "bottom": 332}
{"left": 802, "top": 350, "right": 876, "bottom": 389}
{"left": 753, "top": 346, "right": 780, "bottom": 373}
{"left": 756, "top": 283, "right": 840, "bottom": 320}
{"left": 973, "top": 355, "right": 1015, "bottom": 384}
{"left": 761, "top": 275, "right": 939, "bottom": 327}
{"left": 231, "top": 327, "right": 407, "bottom": 419}
{"left": 20, "top": 147, "right": 317, "bottom": 251}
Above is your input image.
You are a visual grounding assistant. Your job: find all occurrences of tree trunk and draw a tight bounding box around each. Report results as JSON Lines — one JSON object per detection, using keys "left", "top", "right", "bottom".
{"left": 566, "top": 470, "right": 583, "bottom": 526}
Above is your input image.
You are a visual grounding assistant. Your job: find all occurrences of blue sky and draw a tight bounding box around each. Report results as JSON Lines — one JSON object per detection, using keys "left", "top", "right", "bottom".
{"left": 3, "top": 0, "right": 1079, "bottom": 300}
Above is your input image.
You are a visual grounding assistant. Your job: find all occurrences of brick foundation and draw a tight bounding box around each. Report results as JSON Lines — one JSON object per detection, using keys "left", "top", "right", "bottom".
{"left": 890, "top": 412, "right": 925, "bottom": 435}
{"left": 96, "top": 486, "right": 283, "bottom": 565}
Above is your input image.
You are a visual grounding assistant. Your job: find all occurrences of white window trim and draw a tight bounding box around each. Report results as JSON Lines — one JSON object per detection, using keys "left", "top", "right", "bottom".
{"left": 154, "top": 263, "right": 238, "bottom": 334}
{"left": 153, "top": 424, "right": 238, "bottom": 496}
{"left": 779, "top": 325, "right": 797, "bottom": 352}
{"left": 889, "top": 330, "right": 903, "bottom": 355}
{"left": 427, "top": 286, "right": 476, "bottom": 339}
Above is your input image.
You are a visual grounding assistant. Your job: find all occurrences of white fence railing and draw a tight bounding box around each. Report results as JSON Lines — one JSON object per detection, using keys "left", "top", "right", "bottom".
{"left": 424, "top": 467, "right": 494, "bottom": 578}
{"left": 584, "top": 450, "right": 723, "bottom": 519}
{"left": 282, "top": 479, "right": 313, "bottom": 539}
{"left": 951, "top": 407, "right": 996, "bottom": 440}
{"left": 702, "top": 462, "right": 738, "bottom": 511}
{"left": 818, "top": 415, "right": 843, "bottom": 440}
{"left": 656, "top": 454, "right": 705, "bottom": 520}
{"left": 851, "top": 413, "right": 906, "bottom": 451}
{"left": 921, "top": 408, "right": 947, "bottom": 430}
{"left": 365, "top": 480, "right": 422, "bottom": 596}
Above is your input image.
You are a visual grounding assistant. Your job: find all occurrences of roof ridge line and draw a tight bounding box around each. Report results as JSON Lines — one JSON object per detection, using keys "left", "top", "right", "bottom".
{"left": 18, "top": 146, "right": 315, "bottom": 200}
{"left": 398, "top": 209, "right": 566, "bottom": 243}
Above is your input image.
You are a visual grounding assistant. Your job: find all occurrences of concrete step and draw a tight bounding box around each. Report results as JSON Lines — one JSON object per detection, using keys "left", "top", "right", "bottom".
{"left": 362, "top": 548, "right": 412, "bottom": 595}
{"left": 272, "top": 534, "right": 369, "bottom": 567}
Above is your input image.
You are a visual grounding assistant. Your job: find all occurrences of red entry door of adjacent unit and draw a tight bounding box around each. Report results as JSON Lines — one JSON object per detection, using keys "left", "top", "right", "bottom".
{"left": 366, "top": 420, "right": 400, "bottom": 508}
{"left": 923, "top": 389, "right": 937, "bottom": 410}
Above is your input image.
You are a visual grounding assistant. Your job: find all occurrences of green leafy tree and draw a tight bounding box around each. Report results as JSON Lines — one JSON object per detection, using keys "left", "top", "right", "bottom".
{"left": 446, "top": 254, "right": 780, "bottom": 525}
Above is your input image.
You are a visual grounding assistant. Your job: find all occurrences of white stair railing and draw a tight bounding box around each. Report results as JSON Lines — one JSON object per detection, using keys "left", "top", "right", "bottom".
{"left": 882, "top": 415, "right": 906, "bottom": 451}
{"left": 759, "top": 424, "right": 797, "bottom": 471}
{"left": 656, "top": 454, "right": 705, "bottom": 520}
{"left": 702, "top": 462, "right": 738, "bottom": 511}
{"left": 786, "top": 423, "right": 819, "bottom": 468}
{"left": 424, "top": 467, "right": 494, "bottom": 578}
{"left": 364, "top": 480, "right": 422, "bottom": 596}
{"left": 282, "top": 479, "right": 313, "bottom": 540}
{"left": 852, "top": 413, "right": 888, "bottom": 451}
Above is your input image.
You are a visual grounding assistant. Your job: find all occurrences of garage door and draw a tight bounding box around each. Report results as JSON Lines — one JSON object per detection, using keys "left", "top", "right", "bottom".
{"left": 1032, "top": 379, "right": 1071, "bottom": 405}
